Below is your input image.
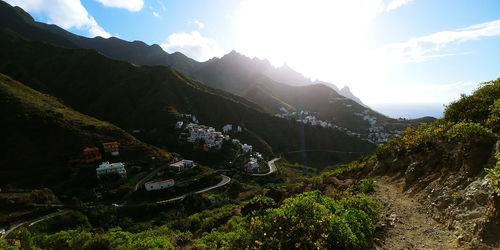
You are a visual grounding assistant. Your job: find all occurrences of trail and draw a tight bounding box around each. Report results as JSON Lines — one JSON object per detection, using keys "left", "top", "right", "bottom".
{"left": 372, "top": 176, "right": 458, "bottom": 249}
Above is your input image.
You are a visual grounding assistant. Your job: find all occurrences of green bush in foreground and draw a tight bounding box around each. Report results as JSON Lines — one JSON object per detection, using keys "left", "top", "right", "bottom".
{"left": 486, "top": 154, "right": 500, "bottom": 196}
{"left": 359, "top": 178, "right": 375, "bottom": 193}
{"left": 196, "top": 191, "right": 382, "bottom": 249}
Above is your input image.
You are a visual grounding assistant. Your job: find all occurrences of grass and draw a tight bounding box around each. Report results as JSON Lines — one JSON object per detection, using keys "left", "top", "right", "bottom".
{"left": 126, "top": 171, "right": 148, "bottom": 188}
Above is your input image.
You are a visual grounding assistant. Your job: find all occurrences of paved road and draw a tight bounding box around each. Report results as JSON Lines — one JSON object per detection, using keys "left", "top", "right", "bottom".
{"left": 156, "top": 175, "right": 231, "bottom": 204}
{"left": 251, "top": 158, "right": 280, "bottom": 176}
{"left": 286, "top": 149, "right": 365, "bottom": 154}
{"left": 3, "top": 210, "right": 70, "bottom": 239}
{"left": 120, "top": 165, "right": 171, "bottom": 204}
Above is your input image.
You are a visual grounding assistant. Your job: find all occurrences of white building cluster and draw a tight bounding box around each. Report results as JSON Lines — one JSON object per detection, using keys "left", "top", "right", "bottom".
{"left": 354, "top": 110, "right": 401, "bottom": 144}
{"left": 96, "top": 162, "right": 126, "bottom": 178}
{"left": 184, "top": 123, "right": 230, "bottom": 151}
{"left": 275, "top": 107, "right": 332, "bottom": 128}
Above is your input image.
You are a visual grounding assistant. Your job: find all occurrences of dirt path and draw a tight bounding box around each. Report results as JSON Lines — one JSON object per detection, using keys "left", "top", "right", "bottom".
{"left": 372, "top": 176, "right": 458, "bottom": 249}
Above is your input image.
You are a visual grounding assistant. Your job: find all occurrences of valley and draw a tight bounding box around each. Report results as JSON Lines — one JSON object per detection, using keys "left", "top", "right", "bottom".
{"left": 0, "top": 1, "right": 499, "bottom": 249}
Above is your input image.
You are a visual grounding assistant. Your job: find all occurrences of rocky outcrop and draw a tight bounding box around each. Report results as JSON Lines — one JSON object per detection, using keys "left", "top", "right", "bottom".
{"left": 367, "top": 140, "right": 500, "bottom": 248}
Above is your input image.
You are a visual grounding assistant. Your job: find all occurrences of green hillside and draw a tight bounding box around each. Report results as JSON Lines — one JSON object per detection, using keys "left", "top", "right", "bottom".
{"left": 0, "top": 29, "right": 375, "bottom": 157}
{"left": 0, "top": 73, "right": 172, "bottom": 189}
{"left": 323, "top": 78, "right": 500, "bottom": 247}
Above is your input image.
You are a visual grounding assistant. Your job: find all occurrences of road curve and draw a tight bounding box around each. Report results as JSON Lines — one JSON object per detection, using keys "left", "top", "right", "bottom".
{"left": 251, "top": 158, "right": 280, "bottom": 176}
{"left": 3, "top": 210, "right": 70, "bottom": 239}
{"left": 156, "top": 175, "right": 231, "bottom": 204}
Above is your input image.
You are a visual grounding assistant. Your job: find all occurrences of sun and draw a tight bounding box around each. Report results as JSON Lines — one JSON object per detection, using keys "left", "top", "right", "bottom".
{"left": 234, "top": 0, "right": 383, "bottom": 86}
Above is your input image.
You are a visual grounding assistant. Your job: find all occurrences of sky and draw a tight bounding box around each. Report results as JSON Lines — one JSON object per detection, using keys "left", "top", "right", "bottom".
{"left": 4, "top": 0, "right": 500, "bottom": 108}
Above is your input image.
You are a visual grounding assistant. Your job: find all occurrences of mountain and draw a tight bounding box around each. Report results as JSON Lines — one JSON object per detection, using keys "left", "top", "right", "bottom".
{"left": 0, "top": 72, "right": 172, "bottom": 189}
{"left": 0, "top": 1, "right": 366, "bottom": 107}
{"left": 339, "top": 86, "right": 367, "bottom": 107}
{"left": 0, "top": 28, "right": 376, "bottom": 157}
{"left": 0, "top": 0, "right": 432, "bottom": 144}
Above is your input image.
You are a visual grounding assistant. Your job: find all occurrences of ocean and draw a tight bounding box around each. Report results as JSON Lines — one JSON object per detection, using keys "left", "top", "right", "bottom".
{"left": 369, "top": 103, "right": 445, "bottom": 119}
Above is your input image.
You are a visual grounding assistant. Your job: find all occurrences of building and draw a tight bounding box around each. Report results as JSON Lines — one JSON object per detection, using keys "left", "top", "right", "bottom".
{"left": 170, "top": 159, "right": 194, "bottom": 171}
{"left": 247, "top": 161, "right": 258, "bottom": 172}
{"left": 103, "top": 142, "right": 119, "bottom": 156}
{"left": 145, "top": 179, "right": 174, "bottom": 191}
{"left": 241, "top": 144, "right": 252, "bottom": 153}
{"left": 96, "top": 162, "right": 126, "bottom": 178}
{"left": 176, "top": 121, "right": 184, "bottom": 129}
{"left": 237, "top": 126, "right": 242, "bottom": 133}
{"left": 222, "top": 124, "right": 232, "bottom": 133}
{"left": 79, "top": 147, "right": 102, "bottom": 163}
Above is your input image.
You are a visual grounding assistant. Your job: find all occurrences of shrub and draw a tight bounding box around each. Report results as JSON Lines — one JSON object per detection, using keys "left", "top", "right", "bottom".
{"left": 375, "top": 138, "right": 403, "bottom": 160}
{"left": 444, "top": 78, "right": 500, "bottom": 124}
{"left": 445, "top": 122, "right": 497, "bottom": 147}
{"left": 359, "top": 178, "right": 375, "bottom": 193}
{"left": 486, "top": 154, "right": 500, "bottom": 196}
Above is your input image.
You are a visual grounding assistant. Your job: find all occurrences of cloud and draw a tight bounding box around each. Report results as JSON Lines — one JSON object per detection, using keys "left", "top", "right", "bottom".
{"left": 386, "top": 0, "right": 412, "bottom": 11}
{"left": 153, "top": 11, "right": 160, "bottom": 18}
{"left": 5, "top": 0, "right": 111, "bottom": 38}
{"left": 189, "top": 19, "right": 205, "bottom": 29}
{"left": 160, "top": 31, "right": 224, "bottom": 61}
{"left": 383, "top": 19, "right": 500, "bottom": 63}
{"left": 94, "top": 0, "right": 144, "bottom": 12}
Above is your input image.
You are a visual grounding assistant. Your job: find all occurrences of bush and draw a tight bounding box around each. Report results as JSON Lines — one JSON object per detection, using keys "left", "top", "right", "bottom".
{"left": 444, "top": 78, "right": 500, "bottom": 124}
{"left": 486, "top": 154, "right": 500, "bottom": 196}
{"left": 359, "top": 178, "right": 375, "bottom": 193}
{"left": 445, "top": 122, "right": 497, "bottom": 147}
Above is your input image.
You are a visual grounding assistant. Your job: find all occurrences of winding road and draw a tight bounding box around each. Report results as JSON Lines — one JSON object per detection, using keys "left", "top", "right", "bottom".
{"left": 156, "top": 175, "right": 231, "bottom": 204}
{"left": 3, "top": 210, "right": 70, "bottom": 239}
{"left": 251, "top": 158, "right": 280, "bottom": 176}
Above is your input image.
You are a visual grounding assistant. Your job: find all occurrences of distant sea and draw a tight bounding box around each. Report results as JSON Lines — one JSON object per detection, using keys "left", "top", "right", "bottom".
{"left": 369, "top": 103, "right": 445, "bottom": 119}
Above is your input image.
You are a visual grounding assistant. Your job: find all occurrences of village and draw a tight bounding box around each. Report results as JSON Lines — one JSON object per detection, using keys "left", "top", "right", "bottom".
{"left": 176, "top": 114, "right": 265, "bottom": 173}
{"left": 69, "top": 113, "right": 267, "bottom": 201}
{"left": 275, "top": 106, "right": 405, "bottom": 144}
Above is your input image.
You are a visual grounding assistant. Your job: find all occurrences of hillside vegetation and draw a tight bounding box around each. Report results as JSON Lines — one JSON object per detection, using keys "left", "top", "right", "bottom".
{"left": 324, "top": 78, "right": 500, "bottom": 248}
{"left": 0, "top": 73, "right": 171, "bottom": 188}
{"left": 0, "top": 28, "right": 375, "bottom": 156}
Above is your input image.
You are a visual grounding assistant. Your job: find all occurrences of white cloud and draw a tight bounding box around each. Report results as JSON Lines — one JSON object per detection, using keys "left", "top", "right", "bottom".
{"left": 383, "top": 19, "right": 500, "bottom": 63}
{"left": 386, "top": 0, "right": 412, "bottom": 11}
{"left": 5, "top": 0, "right": 111, "bottom": 38}
{"left": 153, "top": 11, "right": 160, "bottom": 18}
{"left": 160, "top": 31, "right": 224, "bottom": 61}
{"left": 94, "top": 0, "right": 144, "bottom": 12}
{"left": 189, "top": 19, "right": 205, "bottom": 29}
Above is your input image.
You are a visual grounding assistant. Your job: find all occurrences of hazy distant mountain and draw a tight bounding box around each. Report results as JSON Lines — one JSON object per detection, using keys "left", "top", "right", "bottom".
{"left": 339, "top": 86, "right": 367, "bottom": 107}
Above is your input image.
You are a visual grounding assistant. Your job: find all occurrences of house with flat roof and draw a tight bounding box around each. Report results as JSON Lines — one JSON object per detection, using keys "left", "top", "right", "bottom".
{"left": 103, "top": 142, "right": 119, "bottom": 156}
{"left": 170, "top": 159, "right": 194, "bottom": 171}
{"left": 79, "top": 147, "right": 102, "bottom": 163}
{"left": 96, "top": 162, "right": 126, "bottom": 178}
{"left": 241, "top": 144, "right": 252, "bottom": 153}
{"left": 145, "top": 179, "right": 174, "bottom": 191}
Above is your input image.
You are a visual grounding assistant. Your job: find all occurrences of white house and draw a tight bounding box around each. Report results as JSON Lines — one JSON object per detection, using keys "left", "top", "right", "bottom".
{"left": 176, "top": 121, "right": 184, "bottom": 129}
{"left": 247, "top": 161, "right": 258, "bottom": 172}
{"left": 222, "top": 124, "right": 232, "bottom": 133}
{"left": 241, "top": 144, "right": 252, "bottom": 153}
{"left": 170, "top": 159, "right": 194, "bottom": 171}
{"left": 96, "top": 162, "right": 126, "bottom": 178}
{"left": 145, "top": 179, "right": 174, "bottom": 191}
